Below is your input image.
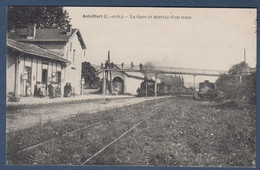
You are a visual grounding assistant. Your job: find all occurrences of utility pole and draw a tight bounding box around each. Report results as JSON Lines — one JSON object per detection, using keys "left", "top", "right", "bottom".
{"left": 103, "top": 70, "right": 106, "bottom": 96}
{"left": 108, "top": 50, "right": 112, "bottom": 94}
{"left": 15, "top": 55, "right": 21, "bottom": 100}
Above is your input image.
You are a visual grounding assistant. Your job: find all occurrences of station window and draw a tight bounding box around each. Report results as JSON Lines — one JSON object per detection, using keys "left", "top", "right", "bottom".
{"left": 42, "top": 69, "right": 48, "bottom": 84}
{"left": 57, "top": 71, "right": 61, "bottom": 84}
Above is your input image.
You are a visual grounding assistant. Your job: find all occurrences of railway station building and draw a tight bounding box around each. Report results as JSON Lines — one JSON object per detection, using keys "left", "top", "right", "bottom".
{"left": 96, "top": 67, "right": 145, "bottom": 95}
{"left": 7, "top": 24, "right": 87, "bottom": 99}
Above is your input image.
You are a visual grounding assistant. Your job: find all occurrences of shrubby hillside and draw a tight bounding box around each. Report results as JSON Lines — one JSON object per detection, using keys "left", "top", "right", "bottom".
{"left": 216, "top": 62, "right": 256, "bottom": 105}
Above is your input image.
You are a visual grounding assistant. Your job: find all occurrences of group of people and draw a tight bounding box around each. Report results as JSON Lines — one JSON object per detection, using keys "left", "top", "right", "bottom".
{"left": 101, "top": 61, "right": 143, "bottom": 70}
{"left": 26, "top": 81, "right": 67, "bottom": 99}
{"left": 32, "top": 82, "right": 61, "bottom": 98}
{"left": 131, "top": 61, "right": 143, "bottom": 70}
{"left": 64, "top": 83, "right": 72, "bottom": 97}
{"left": 47, "top": 82, "right": 61, "bottom": 99}
{"left": 101, "top": 61, "right": 115, "bottom": 69}
{"left": 34, "top": 82, "right": 47, "bottom": 97}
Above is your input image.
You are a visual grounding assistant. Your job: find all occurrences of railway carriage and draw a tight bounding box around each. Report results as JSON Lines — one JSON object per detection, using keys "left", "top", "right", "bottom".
{"left": 137, "top": 80, "right": 194, "bottom": 96}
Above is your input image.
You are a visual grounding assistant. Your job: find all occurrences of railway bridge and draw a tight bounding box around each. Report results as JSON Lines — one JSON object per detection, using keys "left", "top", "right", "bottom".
{"left": 95, "top": 50, "right": 255, "bottom": 96}
{"left": 97, "top": 64, "right": 227, "bottom": 96}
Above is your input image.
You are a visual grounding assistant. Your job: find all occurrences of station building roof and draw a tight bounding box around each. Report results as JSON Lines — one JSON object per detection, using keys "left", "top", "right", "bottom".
{"left": 8, "top": 28, "right": 86, "bottom": 49}
{"left": 7, "top": 39, "right": 70, "bottom": 63}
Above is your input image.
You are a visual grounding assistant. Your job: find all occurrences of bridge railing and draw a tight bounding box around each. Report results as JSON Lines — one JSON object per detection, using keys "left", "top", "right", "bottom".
{"left": 99, "top": 63, "right": 227, "bottom": 76}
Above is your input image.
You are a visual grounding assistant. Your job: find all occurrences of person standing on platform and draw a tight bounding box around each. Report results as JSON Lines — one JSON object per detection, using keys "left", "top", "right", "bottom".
{"left": 111, "top": 62, "right": 114, "bottom": 69}
{"left": 64, "top": 83, "right": 69, "bottom": 97}
{"left": 105, "top": 60, "right": 109, "bottom": 69}
{"left": 34, "top": 82, "right": 40, "bottom": 97}
{"left": 52, "top": 82, "right": 56, "bottom": 98}
{"left": 68, "top": 83, "right": 72, "bottom": 97}
{"left": 139, "top": 62, "right": 143, "bottom": 70}
{"left": 131, "top": 61, "right": 134, "bottom": 68}
{"left": 26, "top": 82, "right": 31, "bottom": 97}
{"left": 48, "top": 83, "right": 54, "bottom": 99}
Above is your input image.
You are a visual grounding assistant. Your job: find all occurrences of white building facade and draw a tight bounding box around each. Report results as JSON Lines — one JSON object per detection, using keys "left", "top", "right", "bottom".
{"left": 7, "top": 24, "right": 86, "bottom": 98}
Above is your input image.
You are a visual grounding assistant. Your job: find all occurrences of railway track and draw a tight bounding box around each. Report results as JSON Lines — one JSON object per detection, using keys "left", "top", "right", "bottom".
{"left": 14, "top": 98, "right": 166, "bottom": 154}
{"left": 222, "top": 117, "right": 256, "bottom": 144}
{"left": 81, "top": 100, "right": 256, "bottom": 166}
{"left": 7, "top": 97, "right": 255, "bottom": 166}
{"left": 221, "top": 108, "right": 256, "bottom": 144}
{"left": 80, "top": 107, "right": 162, "bottom": 165}
{"left": 202, "top": 106, "right": 256, "bottom": 145}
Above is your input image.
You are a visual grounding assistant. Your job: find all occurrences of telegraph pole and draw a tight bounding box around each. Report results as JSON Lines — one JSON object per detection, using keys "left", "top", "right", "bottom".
{"left": 103, "top": 70, "right": 106, "bottom": 96}
{"left": 108, "top": 50, "right": 112, "bottom": 94}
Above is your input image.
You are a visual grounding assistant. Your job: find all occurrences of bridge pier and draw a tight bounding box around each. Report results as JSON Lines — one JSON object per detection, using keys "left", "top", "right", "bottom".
{"left": 193, "top": 75, "right": 196, "bottom": 91}
{"left": 154, "top": 73, "right": 158, "bottom": 97}
{"left": 103, "top": 70, "right": 106, "bottom": 96}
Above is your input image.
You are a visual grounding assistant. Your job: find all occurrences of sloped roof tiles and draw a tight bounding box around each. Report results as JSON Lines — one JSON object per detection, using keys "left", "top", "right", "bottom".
{"left": 8, "top": 28, "right": 77, "bottom": 41}
{"left": 8, "top": 28, "right": 86, "bottom": 49}
{"left": 7, "top": 39, "right": 70, "bottom": 63}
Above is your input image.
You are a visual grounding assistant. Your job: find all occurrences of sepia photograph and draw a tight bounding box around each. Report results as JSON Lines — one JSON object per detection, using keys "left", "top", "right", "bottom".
{"left": 5, "top": 6, "right": 257, "bottom": 167}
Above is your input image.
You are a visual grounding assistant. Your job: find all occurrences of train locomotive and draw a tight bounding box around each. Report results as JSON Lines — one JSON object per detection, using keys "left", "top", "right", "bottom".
{"left": 198, "top": 80, "right": 217, "bottom": 99}
{"left": 137, "top": 80, "right": 155, "bottom": 97}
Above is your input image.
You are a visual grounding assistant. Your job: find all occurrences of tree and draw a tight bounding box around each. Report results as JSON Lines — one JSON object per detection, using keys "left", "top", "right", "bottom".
{"left": 82, "top": 62, "right": 100, "bottom": 88}
{"left": 227, "top": 61, "right": 250, "bottom": 75}
{"left": 7, "top": 6, "right": 70, "bottom": 31}
{"left": 216, "top": 61, "right": 256, "bottom": 104}
{"left": 158, "top": 74, "right": 184, "bottom": 87}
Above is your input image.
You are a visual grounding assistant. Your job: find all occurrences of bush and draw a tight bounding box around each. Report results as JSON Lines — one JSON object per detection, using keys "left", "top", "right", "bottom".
{"left": 216, "top": 62, "right": 256, "bottom": 105}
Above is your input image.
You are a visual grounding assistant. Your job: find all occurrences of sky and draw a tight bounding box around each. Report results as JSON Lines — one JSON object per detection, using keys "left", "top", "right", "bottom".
{"left": 65, "top": 7, "right": 257, "bottom": 86}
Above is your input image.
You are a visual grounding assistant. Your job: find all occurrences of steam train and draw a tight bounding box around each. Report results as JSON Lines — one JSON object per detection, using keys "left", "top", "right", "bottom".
{"left": 137, "top": 79, "right": 217, "bottom": 99}
{"left": 137, "top": 80, "right": 194, "bottom": 97}
{"left": 197, "top": 80, "right": 217, "bottom": 99}
{"left": 137, "top": 80, "right": 155, "bottom": 97}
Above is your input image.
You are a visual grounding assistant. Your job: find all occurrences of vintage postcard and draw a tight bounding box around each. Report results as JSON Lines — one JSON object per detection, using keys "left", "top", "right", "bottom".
{"left": 6, "top": 6, "right": 256, "bottom": 167}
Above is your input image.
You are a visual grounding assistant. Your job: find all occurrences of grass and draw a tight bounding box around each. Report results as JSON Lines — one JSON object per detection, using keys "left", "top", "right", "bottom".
{"left": 6, "top": 96, "right": 256, "bottom": 167}
{"left": 86, "top": 98, "right": 255, "bottom": 167}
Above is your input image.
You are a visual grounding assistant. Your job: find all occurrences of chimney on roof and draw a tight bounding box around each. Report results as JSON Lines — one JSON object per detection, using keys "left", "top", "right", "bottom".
{"left": 27, "top": 23, "right": 36, "bottom": 39}
{"left": 66, "top": 24, "right": 72, "bottom": 36}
